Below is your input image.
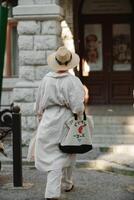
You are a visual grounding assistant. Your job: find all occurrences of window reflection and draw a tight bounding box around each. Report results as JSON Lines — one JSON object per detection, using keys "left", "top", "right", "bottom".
{"left": 84, "top": 24, "right": 103, "bottom": 71}
{"left": 112, "top": 24, "right": 131, "bottom": 71}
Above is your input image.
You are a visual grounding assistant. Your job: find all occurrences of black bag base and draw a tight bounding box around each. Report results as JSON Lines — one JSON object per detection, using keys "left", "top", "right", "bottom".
{"left": 59, "top": 144, "right": 93, "bottom": 154}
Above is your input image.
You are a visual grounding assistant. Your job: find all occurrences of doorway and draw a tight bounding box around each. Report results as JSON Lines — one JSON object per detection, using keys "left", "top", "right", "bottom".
{"left": 75, "top": 0, "right": 134, "bottom": 104}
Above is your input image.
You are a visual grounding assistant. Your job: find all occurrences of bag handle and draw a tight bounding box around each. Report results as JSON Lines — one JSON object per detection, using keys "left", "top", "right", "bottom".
{"left": 74, "top": 111, "right": 86, "bottom": 121}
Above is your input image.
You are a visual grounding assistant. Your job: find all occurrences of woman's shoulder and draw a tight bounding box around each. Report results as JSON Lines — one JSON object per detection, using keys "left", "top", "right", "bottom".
{"left": 67, "top": 73, "right": 82, "bottom": 83}
{"left": 43, "top": 71, "right": 82, "bottom": 85}
{"left": 63, "top": 74, "right": 83, "bottom": 90}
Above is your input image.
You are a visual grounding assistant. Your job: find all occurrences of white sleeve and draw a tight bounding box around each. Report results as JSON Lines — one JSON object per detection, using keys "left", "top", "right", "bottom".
{"left": 68, "top": 77, "right": 85, "bottom": 114}
{"left": 35, "top": 79, "right": 45, "bottom": 115}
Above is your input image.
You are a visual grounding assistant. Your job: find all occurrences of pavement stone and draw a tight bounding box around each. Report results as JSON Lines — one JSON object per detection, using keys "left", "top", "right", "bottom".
{"left": 0, "top": 164, "right": 134, "bottom": 200}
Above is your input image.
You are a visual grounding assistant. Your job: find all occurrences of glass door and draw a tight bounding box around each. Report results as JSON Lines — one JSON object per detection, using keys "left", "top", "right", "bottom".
{"left": 80, "top": 20, "right": 134, "bottom": 104}
{"left": 112, "top": 24, "right": 132, "bottom": 71}
{"left": 77, "top": 0, "right": 134, "bottom": 104}
{"left": 84, "top": 24, "right": 103, "bottom": 72}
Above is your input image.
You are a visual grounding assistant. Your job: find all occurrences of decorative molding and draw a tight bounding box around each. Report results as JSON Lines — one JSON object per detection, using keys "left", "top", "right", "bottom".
{"left": 18, "top": 0, "right": 60, "bottom": 5}
{"left": 13, "top": 5, "right": 64, "bottom": 20}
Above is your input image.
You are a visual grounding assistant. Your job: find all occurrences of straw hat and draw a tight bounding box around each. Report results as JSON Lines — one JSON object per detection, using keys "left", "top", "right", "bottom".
{"left": 47, "top": 46, "right": 80, "bottom": 71}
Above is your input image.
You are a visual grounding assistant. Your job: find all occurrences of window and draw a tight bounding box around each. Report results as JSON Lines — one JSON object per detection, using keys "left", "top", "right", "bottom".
{"left": 84, "top": 24, "right": 103, "bottom": 72}
{"left": 112, "top": 24, "right": 132, "bottom": 71}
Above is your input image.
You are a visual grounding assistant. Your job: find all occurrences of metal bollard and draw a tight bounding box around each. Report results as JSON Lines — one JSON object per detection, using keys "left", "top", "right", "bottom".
{"left": 12, "top": 106, "right": 23, "bottom": 187}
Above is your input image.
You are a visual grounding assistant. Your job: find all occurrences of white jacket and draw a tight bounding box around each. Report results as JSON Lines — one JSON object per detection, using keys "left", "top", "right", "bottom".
{"left": 34, "top": 71, "right": 85, "bottom": 172}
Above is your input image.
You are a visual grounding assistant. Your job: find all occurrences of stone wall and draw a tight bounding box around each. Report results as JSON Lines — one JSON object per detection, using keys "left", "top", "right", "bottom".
{"left": 11, "top": 0, "right": 74, "bottom": 145}
{"left": 13, "top": 0, "right": 64, "bottom": 145}
{"left": 12, "top": 0, "right": 74, "bottom": 145}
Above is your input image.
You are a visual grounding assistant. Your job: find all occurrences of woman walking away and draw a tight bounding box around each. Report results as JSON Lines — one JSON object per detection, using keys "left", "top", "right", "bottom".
{"left": 35, "top": 46, "right": 85, "bottom": 200}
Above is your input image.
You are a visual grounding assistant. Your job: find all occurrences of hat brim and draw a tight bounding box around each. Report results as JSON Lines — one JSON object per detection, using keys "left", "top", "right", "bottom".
{"left": 47, "top": 52, "right": 80, "bottom": 71}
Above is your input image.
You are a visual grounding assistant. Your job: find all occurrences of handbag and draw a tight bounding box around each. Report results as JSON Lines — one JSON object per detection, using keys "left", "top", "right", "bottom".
{"left": 59, "top": 112, "right": 93, "bottom": 154}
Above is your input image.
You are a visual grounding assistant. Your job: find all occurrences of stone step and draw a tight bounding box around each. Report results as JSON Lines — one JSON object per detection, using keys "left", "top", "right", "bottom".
{"left": 93, "top": 124, "right": 134, "bottom": 135}
{"left": 98, "top": 145, "right": 134, "bottom": 155}
{"left": 77, "top": 146, "right": 134, "bottom": 170}
{"left": 88, "top": 114, "right": 134, "bottom": 146}
{"left": 92, "top": 135, "right": 134, "bottom": 145}
{"left": 92, "top": 116, "right": 134, "bottom": 125}
{"left": 86, "top": 105, "right": 134, "bottom": 116}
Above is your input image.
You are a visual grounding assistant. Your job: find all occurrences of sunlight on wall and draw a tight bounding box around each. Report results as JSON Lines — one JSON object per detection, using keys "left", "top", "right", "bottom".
{"left": 61, "top": 20, "right": 75, "bottom": 52}
{"left": 61, "top": 20, "right": 91, "bottom": 77}
{"left": 61, "top": 20, "right": 77, "bottom": 75}
{"left": 82, "top": 60, "right": 90, "bottom": 76}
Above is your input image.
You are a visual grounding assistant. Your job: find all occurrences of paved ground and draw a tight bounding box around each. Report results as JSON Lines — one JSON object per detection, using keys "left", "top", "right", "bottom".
{"left": 0, "top": 164, "right": 134, "bottom": 200}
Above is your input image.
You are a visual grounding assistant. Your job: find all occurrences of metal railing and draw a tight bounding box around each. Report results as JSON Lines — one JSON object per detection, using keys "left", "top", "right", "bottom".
{"left": 0, "top": 104, "right": 22, "bottom": 187}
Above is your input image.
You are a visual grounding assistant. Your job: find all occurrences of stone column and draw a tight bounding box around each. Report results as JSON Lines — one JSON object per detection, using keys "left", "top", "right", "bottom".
{"left": 12, "top": 0, "right": 63, "bottom": 145}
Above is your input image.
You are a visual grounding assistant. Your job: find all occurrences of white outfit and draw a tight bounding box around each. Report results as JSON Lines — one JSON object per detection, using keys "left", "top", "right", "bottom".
{"left": 45, "top": 167, "right": 74, "bottom": 198}
{"left": 45, "top": 169, "right": 62, "bottom": 198}
{"left": 34, "top": 71, "right": 85, "bottom": 198}
{"left": 62, "top": 166, "right": 74, "bottom": 190}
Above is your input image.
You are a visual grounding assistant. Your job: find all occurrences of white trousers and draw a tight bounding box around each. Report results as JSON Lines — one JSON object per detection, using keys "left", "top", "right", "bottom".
{"left": 45, "top": 166, "right": 74, "bottom": 199}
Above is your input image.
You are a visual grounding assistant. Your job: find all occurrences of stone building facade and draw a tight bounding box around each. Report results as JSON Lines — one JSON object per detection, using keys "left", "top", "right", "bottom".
{"left": 2, "top": 0, "right": 134, "bottom": 145}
